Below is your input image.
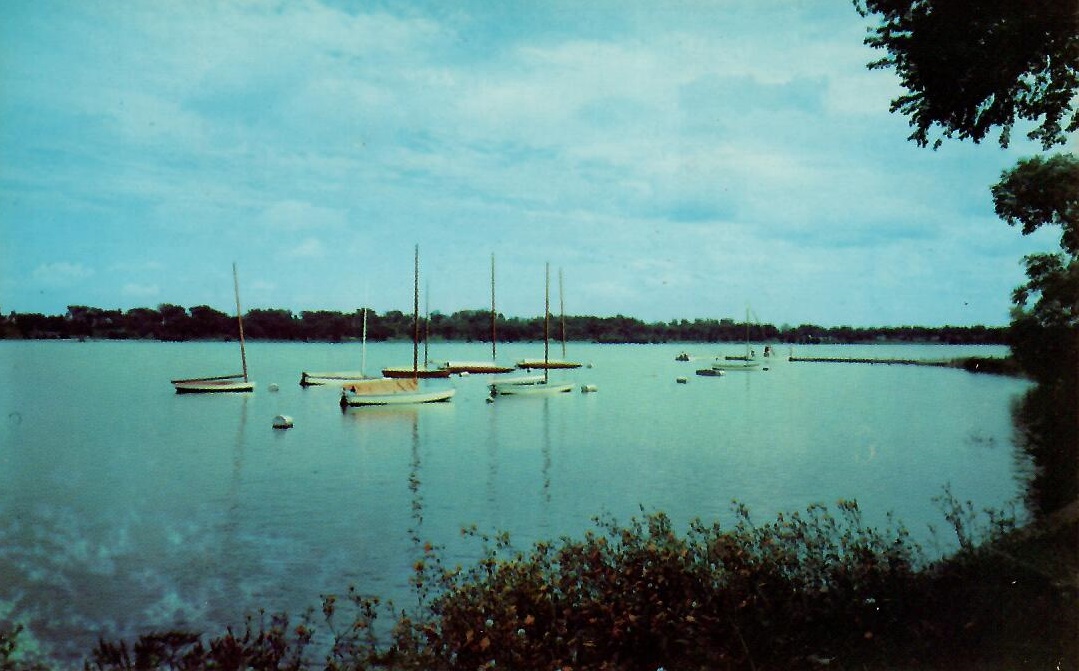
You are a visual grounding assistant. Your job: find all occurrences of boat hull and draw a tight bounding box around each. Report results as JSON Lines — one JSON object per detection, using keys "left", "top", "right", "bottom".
{"left": 381, "top": 367, "right": 452, "bottom": 379}
{"left": 440, "top": 361, "right": 516, "bottom": 374}
{"left": 490, "top": 380, "right": 574, "bottom": 396}
{"left": 172, "top": 375, "right": 254, "bottom": 394}
{"left": 341, "top": 387, "right": 456, "bottom": 406}
{"left": 300, "top": 371, "right": 373, "bottom": 387}
{"left": 516, "top": 359, "right": 582, "bottom": 370}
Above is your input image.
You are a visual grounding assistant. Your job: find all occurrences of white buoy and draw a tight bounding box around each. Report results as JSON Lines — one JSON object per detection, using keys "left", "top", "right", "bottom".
{"left": 268, "top": 383, "right": 280, "bottom": 392}
{"left": 272, "top": 415, "right": 294, "bottom": 429}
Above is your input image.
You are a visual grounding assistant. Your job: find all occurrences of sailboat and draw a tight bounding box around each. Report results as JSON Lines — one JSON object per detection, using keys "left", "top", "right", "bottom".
{"left": 382, "top": 274, "right": 450, "bottom": 378}
{"left": 706, "top": 307, "right": 762, "bottom": 372}
{"left": 341, "top": 246, "right": 456, "bottom": 407}
{"left": 491, "top": 263, "right": 574, "bottom": 397}
{"left": 172, "top": 263, "right": 255, "bottom": 393}
{"left": 516, "top": 267, "right": 582, "bottom": 370}
{"left": 299, "top": 307, "right": 375, "bottom": 386}
{"left": 441, "top": 253, "right": 515, "bottom": 375}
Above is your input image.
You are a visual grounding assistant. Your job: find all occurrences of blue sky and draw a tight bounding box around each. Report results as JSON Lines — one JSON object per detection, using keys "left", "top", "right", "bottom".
{"left": 1, "top": 0, "right": 1070, "bottom": 327}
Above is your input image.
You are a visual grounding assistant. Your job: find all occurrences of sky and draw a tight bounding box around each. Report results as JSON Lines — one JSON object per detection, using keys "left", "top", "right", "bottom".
{"left": 1, "top": 0, "right": 1071, "bottom": 327}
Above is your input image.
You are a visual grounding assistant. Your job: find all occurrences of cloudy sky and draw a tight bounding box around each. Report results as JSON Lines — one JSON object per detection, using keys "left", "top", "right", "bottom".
{"left": 1, "top": 0, "right": 1068, "bottom": 327}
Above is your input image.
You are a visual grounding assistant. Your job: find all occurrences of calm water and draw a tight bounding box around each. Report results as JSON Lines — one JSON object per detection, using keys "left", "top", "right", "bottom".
{"left": 0, "top": 340, "right": 1032, "bottom": 664}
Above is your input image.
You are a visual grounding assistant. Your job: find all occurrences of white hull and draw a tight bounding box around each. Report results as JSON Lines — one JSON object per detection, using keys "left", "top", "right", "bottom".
{"left": 490, "top": 380, "right": 574, "bottom": 396}
{"left": 172, "top": 375, "right": 254, "bottom": 394}
{"left": 300, "top": 371, "right": 372, "bottom": 386}
{"left": 341, "top": 387, "right": 456, "bottom": 406}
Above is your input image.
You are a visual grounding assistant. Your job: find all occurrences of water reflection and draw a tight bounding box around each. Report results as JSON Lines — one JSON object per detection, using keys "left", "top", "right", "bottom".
{"left": 1011, "top": 381, "right": 1078, "bottom": 517}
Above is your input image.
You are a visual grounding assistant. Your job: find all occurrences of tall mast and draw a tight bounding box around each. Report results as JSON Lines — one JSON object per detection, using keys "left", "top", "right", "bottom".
{"left": 490, "top": 253, "right": 497, "bottom": 362}
{"left": 232, "top": 262, "right": 249, "bottom": 382}
{"left": 412, "top": 244, "right": 420, "bottom": 379}
{"left": 360, "top": 306, "right": 368, "bottom": 377}
{"left": 544, "top": 262, "right": 550, "bottom": 384}
{"left": 424, "top": 279, "right": 430, "bottom": 368}
{"left": 559, "top": 267, "right": 566, "bottom": 359}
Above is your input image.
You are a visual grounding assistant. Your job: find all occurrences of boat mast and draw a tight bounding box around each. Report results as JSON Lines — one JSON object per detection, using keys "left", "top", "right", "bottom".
{"left": 361, "top": 306, "right": 368, "bottom": 377}
{"left": 412, "top": 244, "right": 420, "bottom": 379}
{"left": 233, "top": 262, "right": 249, "bottom": 383}
{"left": 424, "top": 279, "right": 430, "bottom": 368}
{"left": 544, "top": 262, "right": 550, "bottom": 384}
{"left": 490, "top": 253, "right": 497, "bottom": 362}
{"left": 559, "top": 267, "right": 566, "bottom": 359}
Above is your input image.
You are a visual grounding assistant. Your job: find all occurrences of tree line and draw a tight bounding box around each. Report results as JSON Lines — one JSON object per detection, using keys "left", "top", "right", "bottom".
{"left": 0, "top": 304, "right": 1007, "bottom": 345}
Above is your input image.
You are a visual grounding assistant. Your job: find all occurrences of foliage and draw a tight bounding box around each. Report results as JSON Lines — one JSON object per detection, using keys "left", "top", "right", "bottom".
{"left": 0, "top": 306, "right": 1008, "bottom": 345}
{"left": 992, "top": 154, "right": 1079, "bottom": 257}
{"left": 9, "top": 499, "right": 1069, "bottom": 670}
{"left": 854, "top": 0, "right": 1079, "bottom": 149}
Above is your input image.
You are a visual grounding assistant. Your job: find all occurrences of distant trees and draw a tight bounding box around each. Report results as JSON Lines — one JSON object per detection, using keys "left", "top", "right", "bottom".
{"left": 0, "top": 304, "right": 1007, "bottom": 345}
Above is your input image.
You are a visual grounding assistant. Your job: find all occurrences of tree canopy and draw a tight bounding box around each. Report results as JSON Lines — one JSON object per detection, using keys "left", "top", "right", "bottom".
{"left": 854, "top": 0, "right": 1079, "bottom": 149}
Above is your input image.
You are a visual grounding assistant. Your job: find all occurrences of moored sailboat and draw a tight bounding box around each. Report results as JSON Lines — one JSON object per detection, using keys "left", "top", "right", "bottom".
{"left": 491, "top": 263, "right": 574, "bottom": 397}
{"left": 341, "top": 245, "right": 455, "bottom": 407}
{"left": 300, "top": 307, "right": 375, "bottom": 386}
{"left": 441, "top": 253, "right": 515, "bottom": 375}
{"left": 515, "top": 266, "right": 582, "bottom": 370}
{"left": 172, "top": 263, "right": 255, "bottom": 394}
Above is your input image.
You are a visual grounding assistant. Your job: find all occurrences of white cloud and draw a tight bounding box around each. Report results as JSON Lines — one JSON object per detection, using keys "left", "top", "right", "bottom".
{"left": 122, "top": 283, "right": 160, "bottom": 298}
{"left": 31, "top": 262, "right": 94, "bottom": 287}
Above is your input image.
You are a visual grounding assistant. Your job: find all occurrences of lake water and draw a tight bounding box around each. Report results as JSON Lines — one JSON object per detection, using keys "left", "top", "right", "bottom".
{"left": 0, "top": 340, "right": 1033, "bottom": 665}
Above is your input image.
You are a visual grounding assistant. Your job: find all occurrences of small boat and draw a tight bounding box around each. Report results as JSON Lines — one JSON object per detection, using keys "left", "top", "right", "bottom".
{"left": 382, "top": 366, "right": 451, "bottom": 379}
{"left": 441, "top": 361, "right": 516, "bottom": 375}
{"left": 492, "top": 263, "right": 575, "bottom": 397}
{"left": 301, "top": 307, "right": 375, "bottom": 387}
{"left": 172, "top": 373, "right": 254, "bottom": 393}
{"left": 172, "top": 263, "right": 254, "bottom": 394}
{"left": 675, "top": 352, "right": 691, "bottom": 362}
{"left": 515, "top": 358, "right": 583, "bottom": 370}
{"left": 695, "top": 367, "right": 726, "bottom": 377}
{"left": 341, "top": 245, "right": 456, "bottom": 408}
{"left": 340, "top": 377, "right": 455, "bottom": 406}
{"left": 516, "top": 267, "right": 581, "bottom": 370}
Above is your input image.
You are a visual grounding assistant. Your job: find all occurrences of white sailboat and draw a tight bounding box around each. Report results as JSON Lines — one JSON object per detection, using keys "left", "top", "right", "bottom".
{"left": 299, "top": 307, "right": 375, "bottom": 386}
{"left": 341, "top": 245, "right": 456, "bottom": 407}
{"left": 172, "top": 263, "right": 255, "bottom": 393}
{"left": 491, "top": 263, "right": 574, "bottom": 397}
{"left": 516, "top": 267, "right": 582, "bottom": 370}
{"left": 707, "top": 307, "right": 762, "bottom": 372}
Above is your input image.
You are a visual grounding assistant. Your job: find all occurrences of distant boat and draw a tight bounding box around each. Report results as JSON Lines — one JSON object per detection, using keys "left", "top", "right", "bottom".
{"left": 341, "top": 245, "right": 456, "bottom": 407}
{"left": 440, "top": 254, "right": 515, "bottom": 375}
{"left": 516, "top": 267, "right": 582, "bottom": 371}
{"left": 675, "top": 352, "right": 691, "bottom": 362}
{"left": 172, "top": 263, "right": 254, "bottom": 394}
{"left": 300, "top": 307, "right": 375, "bottom": 387}
{"left": 710, "top": 307, "right": 762, "bottom": 372}
{"left": 492, "top": 263, "right": 575, "bottom": 396}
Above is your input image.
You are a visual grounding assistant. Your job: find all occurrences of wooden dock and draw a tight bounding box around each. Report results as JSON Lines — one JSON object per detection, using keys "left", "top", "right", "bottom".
{"left": 788, "top": 356, "right": 952, "bottom": 367}
{"left": 788, "top": 356, "right": 1019, "bottom": 375}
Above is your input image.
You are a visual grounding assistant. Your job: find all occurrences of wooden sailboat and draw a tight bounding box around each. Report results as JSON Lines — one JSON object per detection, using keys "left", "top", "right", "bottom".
{"left": 491, "top": 263, "right": 574, "bottom": 396}
{"left": 172, "top": 263, "right": 255, "bottom": 393}
{"left": 441, "top": 253, "right": 515, "bottom": 375}
{"left": 299, "top": 307, "right": 375, "bottom": 386}
{"left": 516, "top": 267, "right": 582, "bottom": 370}
{"left": 382, "top": 272, "right": 450, "bottom": 378}
{"left": 341, "top": 246, "right": 456, "bottom": 407}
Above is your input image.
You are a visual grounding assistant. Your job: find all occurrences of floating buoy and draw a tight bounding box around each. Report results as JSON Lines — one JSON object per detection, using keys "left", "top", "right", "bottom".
{"left": 676, "top": 377, "right": 688, "bottom": 384}
{"left": 581, "top": 384, "right": 598, "bottom": 393}
{"left": 272, "top": 415, "right": 294, "bottom": 429}
{"left": 268, "top": 383, "right": 280, "bottom": 392}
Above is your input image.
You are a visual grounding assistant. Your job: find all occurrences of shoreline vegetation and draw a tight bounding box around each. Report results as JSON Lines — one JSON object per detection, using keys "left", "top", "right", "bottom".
{"left": 2, "top": 497, "right": 1074, "bottom": 670}
{"left": 1, "top": 305, "right": 1009, "bottom": 345}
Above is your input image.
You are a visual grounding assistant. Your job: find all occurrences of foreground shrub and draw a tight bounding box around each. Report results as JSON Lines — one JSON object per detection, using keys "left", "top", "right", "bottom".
{"left": 30, "top": 498, "right": 1073, "bottom": 670}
